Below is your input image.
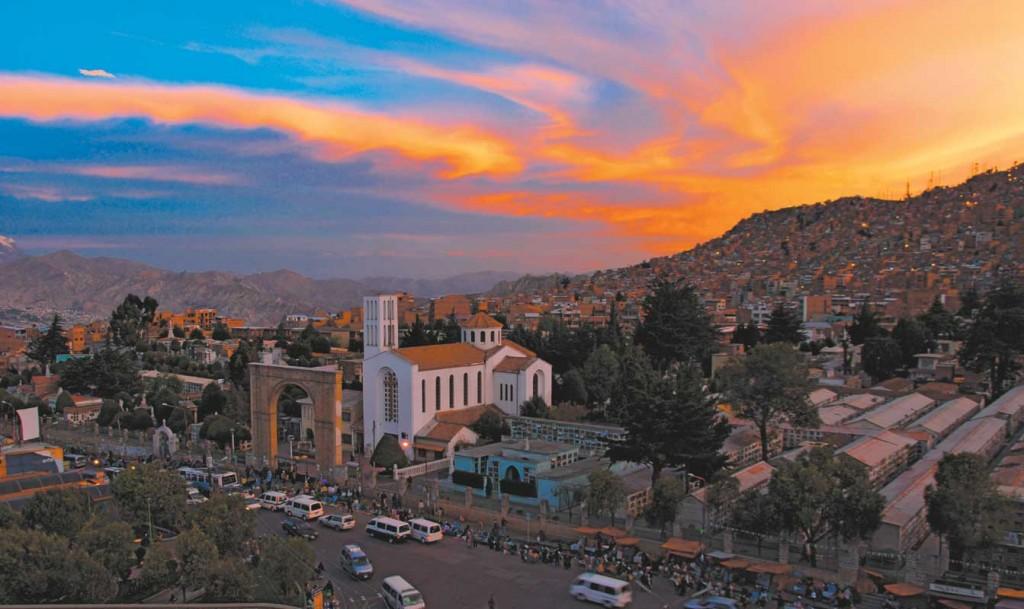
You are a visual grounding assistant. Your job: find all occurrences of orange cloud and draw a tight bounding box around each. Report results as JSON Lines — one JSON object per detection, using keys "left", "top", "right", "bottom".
{"left": 0, "top": 73, "right": 521, "bottom": 178}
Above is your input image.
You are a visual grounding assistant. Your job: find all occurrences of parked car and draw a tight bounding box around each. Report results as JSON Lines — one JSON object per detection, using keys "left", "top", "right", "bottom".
{"left": 684, "top": 596, "right": 739, "bottom": 609}
{"left": 243, "top": 498, "right": 262, "bottom": 511}
{"left": 281, "top": 518, "right": 318, "bottom": 540}
{"left": 366, "top": 516, "right": 411, "bottom": 543}
{"left": 320, "top": 513, "right": 356, "bottom": 531}
{"left": 186, "top": 486, "right": 207, "bottom": 505}
{"left": 340, "top": 544, "right": 374, "bottom": 580}
{"left": 571, "top": 573, "right": 632, "bottom": 608}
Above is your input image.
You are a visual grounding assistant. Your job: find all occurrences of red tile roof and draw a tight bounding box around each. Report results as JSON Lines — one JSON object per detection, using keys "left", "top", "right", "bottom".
{"left": 393, "top": 343, "right": 484, "bottom": 371}
{"left": 460, "top": 312, "right": 503, "bottom": 329}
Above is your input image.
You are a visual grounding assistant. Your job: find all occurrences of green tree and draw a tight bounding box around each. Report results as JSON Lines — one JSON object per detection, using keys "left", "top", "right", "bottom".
{"left": 720, "top": 343, "right": 815, "bottom": 461}
{"left": 172, "top": 326, "right": 185, "bottom": 338}
{"left": 891, "top": 318, "right": 935, "bottom": 368}
{"left": 0, "top": 503, "right": 22, "bottom": 529}
{"left": 27, "top": 314, "right": 69, "bottom": 365}
{"left": 146, "top": 373, "right": 184, "bottom": 422}
{"left": 960, "top": 281, "right": 1024, "bottom": 397}
{"left": 766, "top": 447, "right": 883, "bottom": 566}
{"left": 731, "top": 322, "right": 761, "bottom": 351}
{"left": 123, "top": 407, "right": 155, "bottom": 430}
{"left": 521, "top": 395, "right": 550, "bottom": 418}
{"left": 58, "top": 347, "right": 141, "bottom": 397}
{"left": 97, "top": 399, "right": 123, "bottom": 427}
{"left": 470, "top": 410, "right": 506, "bottom": 444}
{"left": 607, "top": 351, "right": 729, "bottom": 483}
{"left": 0, "top": 528, "right": 116, "bottom": 603}
{"left": 730, "top": 490, "right": 781, "bottom": 549}
{"left": 211, "top": 322, "right": 231, "bottom": 341}
{"left": 848, "top": 303, "right": 885, "bottom": 345}
{"left": 926, "top": 453, "right": 1011, "bottom": 559}
{"left": 558, "top": 368, "right": 588, "bottom": 405}
{"left": 139, "top": 542, "right": 178, "bottom": 593}
{"left": 705, "top": 476, "right": 742, "bottom": 528}
{"left": 109, "top": 294, "right": 158, "bottom": 348}
{"left": 959, "top": 288, "right": 981, "bottom": 317}
{"left": 401, "top": 315, "right": 432, "bottom": 347}
{"left": 189, "top": 328, "right": 205, "bottom": 341}
{"left": 586, "top": 468, "right": 627, "bottom": 526}
{"left": 862, "top": 336, "right": 906, "bottom": 381}
{"left": 111, "top": 463, "right": 188, "bottom": 530}
{"left": 22, "top": 488, "right": 92, "bottom": 538}
{"left": 919, "top": 297, "right": 960, "bottom": 340}
{"left": 77, "top": 518, "right": 136, "bottom": 582}
{"left": 175, "top": 526, "right": 218, "bottom": 601}
{"left": 54, "top": 390, "right": 75, "bottom": 413}
{"left": 188, "top": 494, "right": 256, "bottom": 556}
{"left": 581, "top": 344, "right": 619, "bottom": 415}
{"left": 198, "top": 382, "right": 228, "bottom": 420}
{"left": 763, "top": 305, "right": 804, "bottom": 345}
{"left": 228, "top": 340, "right": 257, "bottom": 388}
{"left": 254, "top": 536, "right": 315, "bottom": 605}
{"left": 634, "top": 278, "right": 718, "bottom": 369}
{"left": 645, "top": 475, "right": 688, "bottom": 535}
{"left": 370, "top": 433, "right": 409, "bottom": 470}
{"left": 204, "top": 557, "right": 256, "bottom": 602}
{"left": 200, "top": 414, "right": 249, "bottom": 449}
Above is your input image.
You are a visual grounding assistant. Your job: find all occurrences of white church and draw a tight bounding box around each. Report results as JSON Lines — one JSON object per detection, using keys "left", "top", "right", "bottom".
{"left": 362, "top": 294, "right": 552, "bottom": 461}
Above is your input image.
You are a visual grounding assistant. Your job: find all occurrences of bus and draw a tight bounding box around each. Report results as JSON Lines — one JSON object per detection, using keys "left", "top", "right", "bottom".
{"left": 177, "top": 467, "right": 242, "bottom": 494}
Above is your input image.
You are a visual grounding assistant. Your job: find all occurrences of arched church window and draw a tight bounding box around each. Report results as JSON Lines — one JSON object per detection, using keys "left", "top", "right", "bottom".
{"left": 463, "top": 373, "right": 468, "bottom": 405}
{"left": 491, "top": 331, "right": 496, "bottom": 342}
{"left": 435, "top": 377, "right": 441, "bottom": 411}
{"left": 382, "top": 368, "right": 398, "bottom": 423}
{"left": 471, "top": 331, "right": 476, "bottom": 342}
{"left": 533, "top": 372, "right": 539, "bottom": 398}
{"left": 477, "top": 371, "right": 482, "bottom": 403}
{"left": 448, "top": 375, "right": 455, "bottom": 408}
{"left": 421, "top": 379, "right": 426, "bottom": 413}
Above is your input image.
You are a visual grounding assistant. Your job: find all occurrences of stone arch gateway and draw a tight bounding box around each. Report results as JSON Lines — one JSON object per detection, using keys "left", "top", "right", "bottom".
{"left": 249, "top": 363, "right": 344, "bottom": 479}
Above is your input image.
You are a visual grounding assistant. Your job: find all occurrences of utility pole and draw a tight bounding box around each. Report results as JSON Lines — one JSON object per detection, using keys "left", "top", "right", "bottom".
{"left": 146, "top": 497, "right": 154, "bottom": 543}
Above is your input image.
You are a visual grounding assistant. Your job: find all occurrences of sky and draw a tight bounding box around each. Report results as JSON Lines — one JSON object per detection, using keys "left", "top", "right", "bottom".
{"left": 1, "top": 1, "right": 1024, "bottom": 278}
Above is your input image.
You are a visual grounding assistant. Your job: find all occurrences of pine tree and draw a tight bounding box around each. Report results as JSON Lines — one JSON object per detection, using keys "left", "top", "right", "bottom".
{"left": 27, "top": 314, "right": 69, "bottom": 365}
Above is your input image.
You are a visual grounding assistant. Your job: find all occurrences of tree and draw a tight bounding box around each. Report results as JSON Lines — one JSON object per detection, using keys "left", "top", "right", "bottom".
{"left": 370, "top": 434, "right": 409, "bottom": 470}
{"left": 204, "top": 557, "right": 256, "bottom": 602}
{"left": 558, "top": 369, "right": 588, "bottom": 405}
{"left": 228, "top": 340, "right": 257, "bottom": 388}
{"left": 848, "top": 304, "right": 885, "bottom": 345}
{"left": 891, "top": 318, "right": 934, "bottom": 368}
{"left": 22, "top": 488, "right": 92, "bottom": 538}
{"left": 470, "top": 410, "right": 506, "bottom": 444}
{"left": 139, "top": 542, "right": 178, "bottom": 593}
{"left": 188, "top": 494, "right": 256, "bottom": 556}
{"left": 731, "top": 322, "right": 760, "bottom": 351}
{"left": 0, "top": 503, "right": 21, "bottom": 529}
{"left": 109, "top": 294, "right": 158, "bottom": 348}
{"left": 188, "top": 328, "right": 205, "bottom": 341}
{"left": 0, "top": 528, "right": 116, "bottom": 603}
{"left": 309, "top": 333, "right": 332, "bottom": 354}
{"left": 172, "top": 326, "right": 185, "bottom": 339}
{"left": 720, "top": 343, "right": 815, "bottom": 461}
{"left": 766, "top": 447, "right": 883, "bottom": 566}
{"left": 198, "top": 382, "right": 228, "bottom": 420}
{"left": 645, "top": 476, "right": 688, "bottom": 535}
{"left": 634, "top": 278, "right": 717, "bottom": 369}
{"left": 705, "top": 476, "right": 741, "bottom": 529}
{"left": 730, "top": 490, "right": 781, "bottom": 549}
{"left": 111, "top": 463, "right": 188, "bottom": 530}
{"left": 959, "top": 287, "right": 981, "bottom": 317}
{"left": 211, "top": 322, "right": 231, "bottom": 341}
{"left": 175, "top": 526, "right": 218, "bottom": 601}
{"left": 402, "top": 315, "right": 432, "bottom": 347}
{"left": 581, "top": 344, "right": 619, "bottom": 415}
{"left": 586, "top": 468, "right": 627, "bottom": 526}
{"left": 146, "top": 373, "right": 183, "bottom": 422}
{"left": 77, "top": 518, "right": 136, "bottom": 582}
{"left": 27, "top": 314, "right": 69, "bottom": 365}
{"left": 123, "top": 407, "right": 155, "bottom": 430}
{"left": 763, "top": 305, "right": 804, "bottom": 345}
{"left": 607, "top": 350, "right": 730, "bottom": 483}
{"left": 58, "top": 347, "right": 141, "bottom": 398}
{"left": 254, "top": 536, "right": 315, "bottom": 605}
{"left": 960, "top": 281, "right": 1024, "bottom": 397}
{"left": 521, "top": 395, "right": 550, "bottom": 418}
{"left": 862, "top": 336, "right": 906, "bottom": 381}
{"left": 919, "top": 297, "right": 960, "bottom": 340}
{"left": 97, "top": 399, "right": 123, "bottom": 427}
{"left": 54, "top": 390, "right": 75, "bottom": 413}
{"left": 200, "top": 414, "right": 249, "bottom": 449}
{"left": 926, "top": 453, "right": 1011, "bottom": 559}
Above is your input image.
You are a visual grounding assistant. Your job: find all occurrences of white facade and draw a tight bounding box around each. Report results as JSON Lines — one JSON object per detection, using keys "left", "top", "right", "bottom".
{"left": 362, "top": 295, "right": 552, "bottom": 459}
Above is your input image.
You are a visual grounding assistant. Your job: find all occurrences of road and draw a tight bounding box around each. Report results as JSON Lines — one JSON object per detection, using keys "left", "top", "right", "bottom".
{"left": 254, "top": 509, "right": 679, "bottom": 609}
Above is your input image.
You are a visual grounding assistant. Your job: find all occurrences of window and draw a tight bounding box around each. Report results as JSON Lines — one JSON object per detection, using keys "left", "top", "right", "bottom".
{"left": 491, "top": 330, "right": 496, "bottom": 342}
{"left": 471, "top": 330, "right": 476, "bottom": 342}
{"left": 449, "top": 374, "right": 455, "bottom": 408}
{"left": 477, "top": 371, "right": 482, "bottom": 403}
{"left": 342, "top": 433, "right": 352, "bottom": 444}
{"left": 421, "top": 379, "right": 426, "bottom": 413}
{"left": 463, "top": 373, "right": 468, "bottom": 405}
{"left": 435, "top": 377, "right": 441, "bottom": 411}
{"left": 533, "top": 372, "right": 539, "bottom": 398}
{"left": 382, "top": 368, "right": 398, "bottom": 423}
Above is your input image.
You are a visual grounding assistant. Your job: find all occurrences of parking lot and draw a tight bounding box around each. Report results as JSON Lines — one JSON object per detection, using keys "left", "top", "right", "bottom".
{"left": 255, "top": 508, "right": 678, "bottom": 609}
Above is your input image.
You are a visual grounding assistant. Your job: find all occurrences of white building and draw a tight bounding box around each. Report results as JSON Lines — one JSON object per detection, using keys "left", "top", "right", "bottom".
{"left": 362, "top": 294, "right": 553, "bottom": 460}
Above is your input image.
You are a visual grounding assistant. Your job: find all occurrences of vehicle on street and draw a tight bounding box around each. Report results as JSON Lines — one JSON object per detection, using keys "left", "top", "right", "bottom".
{"left": 320, "top": 513, "right": 356, "bottom": 530}
{"left": 684, "top": 596, "right": 740, "bottom": 609}
{"left": 409, "top": 518, "right": 443, "bottom": 543}
{"left": 64, "top": 453, "right": 89, "bottom": 469}
{"left": 260, "top": 491, "right": 289, "bottom": 511}
{"left": 281, "top": 518, "right": 319, "bottom": 540}
{"left": 340, "top": 544, "right": 374, "bottom": 580}
{"left": 366, "top": 516, "right": 411, "bottom": 543}
{"left": 243, "top": 498, "right": 262, "bottom": 511}
{"left": 186, "top": 486, "right": 207, "bottom": 505}
{"left": 381, "top": 575, "right": 425, "bottom": 609}
{"left": 570, "top": 572, "right": 632, "bottom": 608}
{"left": 283, "top": 494, "right": 325, "bottom": 520}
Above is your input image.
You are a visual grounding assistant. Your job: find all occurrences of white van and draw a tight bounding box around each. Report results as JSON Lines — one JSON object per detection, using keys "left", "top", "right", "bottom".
{"left": 366, "top": 516, "right": 411, "bottom": 543}
{"left": 381, "top": 575, "right": 425, "bottom": 609}
{"left": 409, "top": 518, "right": 443, "bottom": 544}
{"left": 284, "top": 495, "right": 325, "bottom": 520}
{"left": 259, "top": 491, "right": 289, "bottom": 511}
{"left": 570, "top": 573, "right": 632, "bottom": 608}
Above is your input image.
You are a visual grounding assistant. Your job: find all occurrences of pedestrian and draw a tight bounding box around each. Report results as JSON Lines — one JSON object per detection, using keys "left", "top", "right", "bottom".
{"left": 488, "top": 594, "right": 496, "bottom": 609}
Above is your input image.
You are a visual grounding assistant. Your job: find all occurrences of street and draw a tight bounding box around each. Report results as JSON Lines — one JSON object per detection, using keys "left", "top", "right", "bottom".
{"left": 254, "top": 509, "right": 678, "bottom": 609}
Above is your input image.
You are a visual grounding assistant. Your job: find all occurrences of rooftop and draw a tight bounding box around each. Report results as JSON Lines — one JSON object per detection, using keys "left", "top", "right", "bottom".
{"left": 908, "top": 397, "right": 980, "bottom": 437}
{"left": 837, "top": 430, "right": 918, "bottom": 469}
{"left": 493, "top": 356, "right": 536, "bottom": 373}
{"left": 460, "top": 312, "right": 503, "bottom": 329}
{"left": 851, "top": 393, "right": 935, "bottom": 430}
{"left": 394, "top": 343, "right": 484, "bottom": 371}
{"left": 456, "top": 438, "right": 571, "bottom": 459}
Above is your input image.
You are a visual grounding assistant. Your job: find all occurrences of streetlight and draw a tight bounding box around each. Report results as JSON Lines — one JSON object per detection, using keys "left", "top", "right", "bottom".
{"left": 230, "top": 427, "right": 236, "bottom": 455}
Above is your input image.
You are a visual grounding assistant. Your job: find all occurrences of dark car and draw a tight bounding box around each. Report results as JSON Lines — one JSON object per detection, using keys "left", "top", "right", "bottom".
{"left": 282, "top": 518, "right": 318, "bottom": 540}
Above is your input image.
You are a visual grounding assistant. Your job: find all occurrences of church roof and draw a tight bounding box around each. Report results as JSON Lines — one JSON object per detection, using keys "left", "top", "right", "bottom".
{"left": 493, "top": 356, "right": 536, "bottom": 373}
{"left": 502, "top": 339, "right": 536, "bottom": 358}
{"left": 435, "top": 403, "right": 504, "bottom": 426}
{"left": 393, "top": 343, "right": 484, "bottom": 371}
{"left": 460, "top": 312, "right": 503, "bottom": 329}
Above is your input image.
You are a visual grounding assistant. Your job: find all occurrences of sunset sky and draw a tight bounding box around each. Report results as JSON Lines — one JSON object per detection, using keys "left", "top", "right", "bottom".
{"left": 1, "top": 1, "right": 1023, "bottom": 278}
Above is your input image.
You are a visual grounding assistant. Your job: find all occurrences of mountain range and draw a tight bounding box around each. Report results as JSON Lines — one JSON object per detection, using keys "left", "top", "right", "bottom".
{"left": 0, "top": 246, "right": 517, "bottom": 326}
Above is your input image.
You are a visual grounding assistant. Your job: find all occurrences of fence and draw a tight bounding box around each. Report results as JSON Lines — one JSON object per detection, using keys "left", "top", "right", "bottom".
{"left": 394, "top": 457, "right": 451, "bottom": 482}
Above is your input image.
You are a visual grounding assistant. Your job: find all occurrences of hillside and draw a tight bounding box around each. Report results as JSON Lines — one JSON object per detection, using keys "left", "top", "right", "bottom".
{"left": 494, "top": 165, "right": 1024, "bottom": 298}
{"left": 0, "top": 251, "right": 516, "bottom": 326}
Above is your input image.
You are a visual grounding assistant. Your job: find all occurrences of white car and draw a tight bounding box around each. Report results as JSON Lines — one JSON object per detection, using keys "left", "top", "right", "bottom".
{"left": 244, "top": 498, "right": 262, "bottom": 511}
{"left": 319, "top": 513, "right": 356, "bottom": 530}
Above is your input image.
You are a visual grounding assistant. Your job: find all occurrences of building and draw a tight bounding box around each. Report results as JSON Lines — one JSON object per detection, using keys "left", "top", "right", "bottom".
{"left": 680, "top": 461, "right": 775, "bottom": 533}
{"left": 62, "top": 395, "right": 104, "bottom": 425}
{"left": 835, "top": 429, "right": 919, "bottom": 488}
{"left": 362, "top": 295, "right": 552, "bottom": 460}
{"left": 140, "top": 370, "right": 219, "bottom": 400}
{"left": 907, "top": 397, "right": 981, "bottom": 445}
{"left": 973, "top": 385, "right": 1024, "bottom": 436}
{"left": 507, "top": 416, "right": 626, "bottom": 456}
{"left": 848, "top": 393, "right": 937, "bottom": 431}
